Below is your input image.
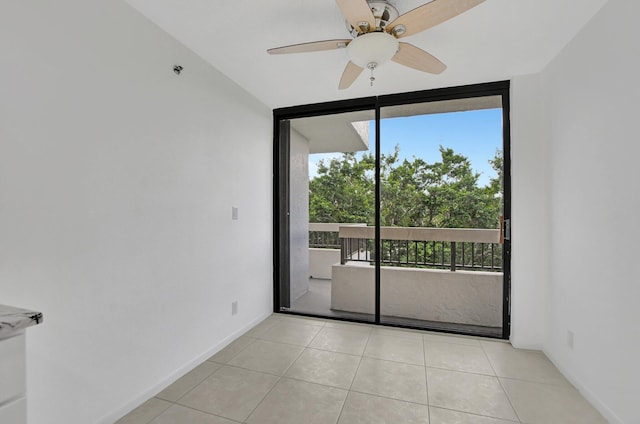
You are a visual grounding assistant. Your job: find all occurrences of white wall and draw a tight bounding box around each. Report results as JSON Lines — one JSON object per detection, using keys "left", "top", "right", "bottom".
{"left": 289, "top": 129, "right": 310, "bottom": 302}
{"left": 537, "top": 1, "right": 640, "bottom": 422}
{"left": 309, "top": 248, "right": 340, "bottom": 280}
{"left": 509, "top": 73, "right": 549, "bottom": 349}
{"left": 0, "top": 1, "right": 272, "bottom": 423}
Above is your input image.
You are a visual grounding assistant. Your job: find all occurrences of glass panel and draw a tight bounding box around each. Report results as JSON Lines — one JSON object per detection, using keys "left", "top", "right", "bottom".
{"left": 379, "top": 96, "right": 505, "bottom": 336}
{"left": 282, "top": 109, "right": 376, "bottom": 322}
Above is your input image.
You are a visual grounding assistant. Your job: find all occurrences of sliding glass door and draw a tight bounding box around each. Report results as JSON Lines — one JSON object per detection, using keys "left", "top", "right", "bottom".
{"left": 274, "top": 82, "right": 511, "bottom": 338}
{"left": 276, "top": 108, "right": 376, "bottom": 322}
{"left": 379, "top": 97, "right": 506, "bottom": 336}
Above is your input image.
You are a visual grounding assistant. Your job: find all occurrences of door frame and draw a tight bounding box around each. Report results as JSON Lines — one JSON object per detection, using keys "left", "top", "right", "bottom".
{"left": 273, "top": 81, "right": 511, "bottom": 339}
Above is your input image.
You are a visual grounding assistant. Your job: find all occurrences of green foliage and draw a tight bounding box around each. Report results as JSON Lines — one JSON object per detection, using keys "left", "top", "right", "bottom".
{"left": 309, "top": 146, "right": 502, "bottom": 229}
{"left": 309, "top": 152, "right": 375, "bottom": 224}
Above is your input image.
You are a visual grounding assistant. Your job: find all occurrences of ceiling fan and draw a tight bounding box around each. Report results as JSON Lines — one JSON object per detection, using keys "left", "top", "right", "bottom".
{"left": 267, "top": 0, "right": 485, "bottom": 89}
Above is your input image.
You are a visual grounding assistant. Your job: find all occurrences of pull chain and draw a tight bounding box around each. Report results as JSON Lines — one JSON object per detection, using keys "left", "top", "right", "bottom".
{"left": 367, "top": 63, "right": 377, "bottom": 87}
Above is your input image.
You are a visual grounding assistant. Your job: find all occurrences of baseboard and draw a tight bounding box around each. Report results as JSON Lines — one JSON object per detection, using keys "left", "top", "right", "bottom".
{"left": 544, "top": 350, "right": 623, "bottom": 424}
{"left": 98, "top": 311, "right": 272, "bottom": 424}
{"left": 509, "top": 339, "right": 543, "bottom": 350}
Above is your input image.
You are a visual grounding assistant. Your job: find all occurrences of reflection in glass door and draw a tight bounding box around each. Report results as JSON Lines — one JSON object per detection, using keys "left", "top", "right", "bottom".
{"left": 278, "top": 109, "right": 376, "bottom": 322}
{"left": 379, "top": 97, "right": 506, "bottom": 336}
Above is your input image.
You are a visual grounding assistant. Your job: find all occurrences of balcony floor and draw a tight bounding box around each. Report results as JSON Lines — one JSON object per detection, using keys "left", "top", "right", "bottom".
{"left": 289, "top": 278, "right": 502, "bottom": 337}
{"left": 289, "top": 278, "right": 373, "bottom": 321}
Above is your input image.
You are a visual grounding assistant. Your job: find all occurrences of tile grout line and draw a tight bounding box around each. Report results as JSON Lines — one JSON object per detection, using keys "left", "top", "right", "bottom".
{"left": 335, "top": 322, "right": 373, "bottom": 424}
{"left": 131, "top": 317, "right": 524, "bottom": 423}
{"left": 239, "top": 374, "right": 280, "bottom": 423}
{"left": 207, "top": 337, "right": 257, "bottom": 366}
{"left": 167, "top": 364, "right": 227, "bottom": 415}
{"left": 497, "top": 375, "right": 578, "bottom": 387}
{"left": 253, "top": 319, "right": 326, "bottom": 348}
{"left": 303, "top": 345, "right": 365, "bottom": 360}
{"left": 495, "top": 378, "right": 523, "bottom": 424}
{"left": 240, "top": 325, "right": 312, "bottom": 423}
{"left": 282, "top": 374, "right": 354, "bottom": 391}
{"left": 424, "top": 364, "right": 499, "bottom": 378}
{"left": 166, "top": 364, "right": 220, "bottom": 403}
{"left": 480, "top": 341, "right": 523, "bottom": 423}
{"left": 171, "top": 403, "right": 244, "bottom": 424}
{"left": 281, "top": 336, "right": 315, "bottom": 377}
{"left": 138, "top": 324, "right": 270, "bottom": 423}
{"left": 346, "top": 388, "right": 430, "bottom": 408}
{"left": 360, "top": 356, "right": 426, "bottom": 367}
{"left": 430, "top": 405, "right": 522, "bottom": 423}
{"left": 158, "top": 388, "right": 240, "bottom": 423}
{"left": 480, "top": 343, "right": 575, "bottom": 388}
{"left": 362, "top": 332, "right": 426, "bottom": 366}
{"left": 174, "top": 316, "right": 306, "bottom": 423}
{"left": 251, "top": 337, "right": 319, "bottom": 348}
{"left": 133, "top": 398, "right": 172, "bottom": 424}
{"left": 423, "top": 335, "right": 431, "bottom": 423}
{"left": 170, "top": 337, "right": 258, "bottom": 405}
{"left": 208, "top": 362, "right": 285, "bottom": 379}
{"left": 305, "top": 320, "right": 327, "bottom": 347}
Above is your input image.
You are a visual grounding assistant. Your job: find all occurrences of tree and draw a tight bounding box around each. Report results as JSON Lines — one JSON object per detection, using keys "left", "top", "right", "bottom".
{"left": 309, "top": 152, "right": 375, "bottom": 224}
{"left": 421, "top": 146, "right": 500, "bottom": 229}
{"left": 309, "top": 146, "right": 502, "bottom": 230}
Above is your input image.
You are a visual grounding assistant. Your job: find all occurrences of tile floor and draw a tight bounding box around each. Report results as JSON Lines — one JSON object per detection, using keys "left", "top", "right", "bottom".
{"left": 116, "top": 314, "right": 607, "bottom": 424}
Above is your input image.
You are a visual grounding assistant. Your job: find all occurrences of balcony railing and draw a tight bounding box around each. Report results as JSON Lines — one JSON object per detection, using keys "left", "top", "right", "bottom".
{"left": 334, "top": 226, "right": 502, "bottom": 272}
{"left": 308, "top": 224, "right": 504, "bottom": 327}
{"left": 309, "top": 223, "right": 366, "bottom": 249}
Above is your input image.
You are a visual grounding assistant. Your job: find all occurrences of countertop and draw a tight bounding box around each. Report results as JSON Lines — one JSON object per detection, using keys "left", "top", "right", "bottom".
{"left": 0, "top": 304, "right": 43, "bottom": 337}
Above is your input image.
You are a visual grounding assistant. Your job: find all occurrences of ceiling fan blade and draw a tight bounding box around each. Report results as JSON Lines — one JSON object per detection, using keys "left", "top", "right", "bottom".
{"left": 387, "top": 0, "right": 485, "bottom": 38}
{"left": 336, "top": 0, "right": 376, "bottom": 32}
{"left": 267, "top": 39, "right": 351, "bottom": 55}
{"left": 338, "top": 61, "right": 364, "bottom": 90}
{"left": 392, "top": 42, "right": 447, "bottom": 74}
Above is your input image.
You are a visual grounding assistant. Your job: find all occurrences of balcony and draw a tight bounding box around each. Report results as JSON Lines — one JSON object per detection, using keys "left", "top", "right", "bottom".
{"left": 294, "top": 223, "right": 504, "bottom": 332}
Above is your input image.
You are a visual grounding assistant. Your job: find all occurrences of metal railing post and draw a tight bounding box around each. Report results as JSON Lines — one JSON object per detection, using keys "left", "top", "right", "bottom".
{"left": 317, "top": 225, "right": 501, "bottom": 271}
{"left": 451, "top": 241, "right": 457, "bottom": 272}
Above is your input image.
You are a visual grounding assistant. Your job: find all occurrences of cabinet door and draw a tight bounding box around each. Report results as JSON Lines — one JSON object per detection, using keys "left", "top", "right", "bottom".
{"left": 0, "top": 332, "right": 26, "bottom": 403}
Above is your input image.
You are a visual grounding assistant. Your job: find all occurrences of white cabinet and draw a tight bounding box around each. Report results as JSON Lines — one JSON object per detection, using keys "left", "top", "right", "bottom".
{"left": 0, "top": 331, "right": 26, "bottom": 423}
{"left": 0, "top": 332, "right": 26, "bottom": 404}
{"left": 0, "top": 305, "right": 42, "bottom": 424}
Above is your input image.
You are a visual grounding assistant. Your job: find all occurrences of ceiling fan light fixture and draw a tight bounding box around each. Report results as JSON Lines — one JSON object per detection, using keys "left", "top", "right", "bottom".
{"left": 268, "top": 0, "right": 486, "bottom": 89}
{"left": 346, "top": 32, "right": 399, "bottom": 69}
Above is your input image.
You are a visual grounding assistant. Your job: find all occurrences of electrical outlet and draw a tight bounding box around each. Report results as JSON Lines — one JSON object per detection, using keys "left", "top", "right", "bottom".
{"left": 232, "top": 301, "right": 238, "bottom": 316}
{"left": 567, "top": 330, "right": 574, "bottom": 349}
{"left": 232, "top": 207, "right": 238, "bottom": 220}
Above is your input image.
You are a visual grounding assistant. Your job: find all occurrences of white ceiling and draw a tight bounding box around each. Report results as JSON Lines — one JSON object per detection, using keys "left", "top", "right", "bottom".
{"left": 292, "top": 111, "right": 372, "bottom": 154}
{"left": 123, "top": 0, "right": 608, "bottom": 109}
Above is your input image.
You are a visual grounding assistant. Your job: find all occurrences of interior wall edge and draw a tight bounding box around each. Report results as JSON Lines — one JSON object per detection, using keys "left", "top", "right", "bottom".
{"left": 98, "top": 311, "right": 272, "bottom": 424}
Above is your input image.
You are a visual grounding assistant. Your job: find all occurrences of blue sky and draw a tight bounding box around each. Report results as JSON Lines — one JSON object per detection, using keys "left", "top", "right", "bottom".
{"left": 309, "top": 108, "right": 503, "bottom": 187}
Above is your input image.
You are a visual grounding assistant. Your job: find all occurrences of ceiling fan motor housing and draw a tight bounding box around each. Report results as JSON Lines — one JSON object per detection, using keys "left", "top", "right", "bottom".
{"left": 346, "top": 0, "right": 400, "bottom": 36}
